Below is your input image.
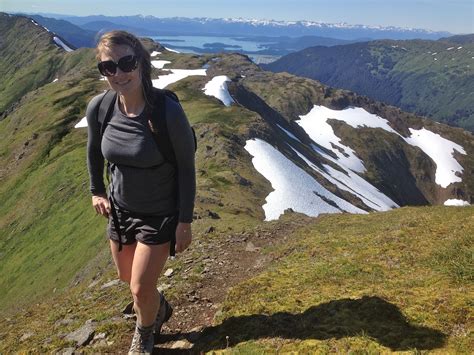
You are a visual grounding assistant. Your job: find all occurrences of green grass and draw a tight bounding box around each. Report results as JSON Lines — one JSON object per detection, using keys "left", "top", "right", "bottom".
{"left": 1, "top": 206, "right": 471, "bottom": 354}
{"left": 195, "top": 206, "right": 474, "bottom": 353}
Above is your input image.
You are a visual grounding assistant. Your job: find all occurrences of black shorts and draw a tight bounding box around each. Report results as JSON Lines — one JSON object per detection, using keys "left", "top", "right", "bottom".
{"left": 107, "top": 204, "right": 178, "bottom": 246}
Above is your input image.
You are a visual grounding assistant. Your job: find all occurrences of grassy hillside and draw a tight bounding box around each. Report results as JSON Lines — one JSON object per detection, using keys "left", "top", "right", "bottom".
{"left": 264, "top": 39, "right": 474, "bottom": 131}
{"left": 197, "top": 206, "right": 473, "bottom": 353}
{"left": 1, "top": 206, "right": 472, "bottom": 353}
{"left": 0, "top": 13, "right": 67, "bottom": 116}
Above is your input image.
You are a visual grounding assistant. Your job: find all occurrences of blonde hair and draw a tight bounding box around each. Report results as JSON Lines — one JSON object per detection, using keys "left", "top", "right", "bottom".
{"left": 96, "top": 30, "right": 154, "bottom": 107}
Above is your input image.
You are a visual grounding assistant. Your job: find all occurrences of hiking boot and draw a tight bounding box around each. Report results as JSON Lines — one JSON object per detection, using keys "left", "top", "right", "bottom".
{"left": 155, "top": 292, "right": 173, "bottom": 334}
{"left": 128, "top": 324, "right": 155, "bottom": 355}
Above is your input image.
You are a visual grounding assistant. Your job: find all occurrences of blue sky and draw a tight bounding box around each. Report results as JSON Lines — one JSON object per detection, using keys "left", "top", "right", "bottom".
{"left": 1, "top": 0, "right": 473, "bottom": 34}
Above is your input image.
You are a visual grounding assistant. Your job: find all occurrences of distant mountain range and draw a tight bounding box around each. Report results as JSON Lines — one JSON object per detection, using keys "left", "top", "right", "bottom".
{"left": 17, "top": 13, "right": 451, "bottom": 40}
{"left": 264, "top": 35, "right": 474, "bottom": 131}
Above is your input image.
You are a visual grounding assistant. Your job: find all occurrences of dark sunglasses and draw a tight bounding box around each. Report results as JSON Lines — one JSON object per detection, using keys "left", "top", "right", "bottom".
{"left": 98, "top": 55, "right": 138, "bottom": 76}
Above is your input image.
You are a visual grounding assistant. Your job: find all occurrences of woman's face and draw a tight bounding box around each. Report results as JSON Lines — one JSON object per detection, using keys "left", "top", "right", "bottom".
{"left": 99, "top": 44, "right": 142, "bottom": 97}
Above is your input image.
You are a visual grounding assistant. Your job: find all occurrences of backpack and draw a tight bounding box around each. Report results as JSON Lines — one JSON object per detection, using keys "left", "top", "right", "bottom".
{"left": 95, "top": 87, "right": 196, "bottom": 254}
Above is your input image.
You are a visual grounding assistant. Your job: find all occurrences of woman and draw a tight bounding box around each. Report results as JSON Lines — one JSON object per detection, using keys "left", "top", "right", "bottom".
{"left": 86, "top": 31, "right": 196, "bottom": 354}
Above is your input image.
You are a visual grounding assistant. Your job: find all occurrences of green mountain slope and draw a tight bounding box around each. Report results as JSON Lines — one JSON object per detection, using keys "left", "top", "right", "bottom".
{"left": 29, "top": 14, "right": 97, "bottom": 48}
{"left": 0, "top": 13, "right": 67, "bottom": 117}
{"left": 264, "top": 38, "right": 474, "bottom": 131}
{"left": 1, "top": 206, "right": 472, "bottom": 353}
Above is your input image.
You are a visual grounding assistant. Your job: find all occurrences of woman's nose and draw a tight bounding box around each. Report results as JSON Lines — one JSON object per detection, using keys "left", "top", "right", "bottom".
{"left": 113, "top": 66, "right": 126, "bottom": 76}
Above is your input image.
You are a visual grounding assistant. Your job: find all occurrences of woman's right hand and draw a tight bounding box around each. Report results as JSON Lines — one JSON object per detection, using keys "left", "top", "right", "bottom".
{"left": 92, "top": 193, "right": 111, "bottom": 218}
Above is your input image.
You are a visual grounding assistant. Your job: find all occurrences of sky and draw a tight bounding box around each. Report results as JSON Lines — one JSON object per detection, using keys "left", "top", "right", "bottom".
{"left": 1, "top": 0, "right": 473, "bottom": 34}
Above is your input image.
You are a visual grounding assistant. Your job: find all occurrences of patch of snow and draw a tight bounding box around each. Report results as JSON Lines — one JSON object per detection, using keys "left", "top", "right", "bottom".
{"left": 152, "top": 69, "right": 207, "bottom": 89}
{"left": 245, "top": 138, "right": 366, "bottom": 220}
{"left": 457, "top": 46, "right": 463, "bottom": 50}
{"left": 444, "top": 199, "right": 470, "bottom": 206}
{"left": 277, "top": 124, "right": 302, "bottom": 143}
{"left": 297, "top": 105, "right": 466, "bottom": 189}
{"left": 52, "top": 78, "right": 58, "bottom": 83}
{"left": 404, "top": 128, "right": 466, "bottom": 188}
{"left": 74, "top": 116, "right": 87, "bottom": 128}
{"left": 446, "top": 47, "right": 454, "bottom": 51}
{"left": 290, "top": 146, "right": 398, "bottom": 211}
{"left": 431, "top": 52, "right": 437, "bottom": 56}
{"left": 151, "top": 60, "right": 171, "bottom": 69}
{"left": 202, "top": 75, "right": 234, "bottom": 106}
{"left": 164, "top": 47, "right": 180, "bottom": 53}
{"left": 151, "top": 51, "right": 162, "bottom": 56}
{"left": 296, "top": 106, "right": 397, "bottom": 173}
{"left": 53, "top": 36, "right": 73, "bottom": 52}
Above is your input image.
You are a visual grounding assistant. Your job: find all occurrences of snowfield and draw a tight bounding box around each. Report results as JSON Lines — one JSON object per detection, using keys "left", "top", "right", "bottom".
{"left": 53, "top": 36, "right": 73, "bottom": 52}
{"left": 245, "top": 138, "right": 366, "bottom": 220}
{"left": 151, "top": 60, "right": 171, "bottom": 69}
{"left": 297, "top": 105, "right": 466, "bottom": 188}
{"left": 444, "top": 199, "right": 470, "bottom": 206}
{"left": 203, "top": 76, "right": 234, "bottom": 106}
{"left": 152, "top": 69, "right": 207, "bottom": 89}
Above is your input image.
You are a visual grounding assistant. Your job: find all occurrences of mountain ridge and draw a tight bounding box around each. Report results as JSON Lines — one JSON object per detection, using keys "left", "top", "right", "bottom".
{"left": 21, "top": 13, "right": 452, "bottom": 40}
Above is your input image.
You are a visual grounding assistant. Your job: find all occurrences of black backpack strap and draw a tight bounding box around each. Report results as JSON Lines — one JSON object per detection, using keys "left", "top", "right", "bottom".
{"left": 98, "top": 90, "right": 117, "bottom": 136}
{"left": 148, "top": 89, "right": 178, "bottom": 166}
{"left": 148, "top": 89, "right": 181, "bottom": 257}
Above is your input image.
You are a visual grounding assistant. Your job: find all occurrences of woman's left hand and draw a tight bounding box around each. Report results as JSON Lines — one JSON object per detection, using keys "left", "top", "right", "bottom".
{"left": 175, "top": 222, "right": 192, "bottom": 253}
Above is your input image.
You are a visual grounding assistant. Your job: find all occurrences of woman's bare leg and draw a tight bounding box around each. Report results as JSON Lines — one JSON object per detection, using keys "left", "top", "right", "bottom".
{"left": 130, "top": 241, "right": 170, "bottom": 327}
{"left": 109, "top": 240, "right": 137, "bottom": 283}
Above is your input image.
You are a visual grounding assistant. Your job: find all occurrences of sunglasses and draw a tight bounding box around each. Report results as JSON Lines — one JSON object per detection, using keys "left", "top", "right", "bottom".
{"left": 98, "top": 55, "right": 138, "bottom": 76}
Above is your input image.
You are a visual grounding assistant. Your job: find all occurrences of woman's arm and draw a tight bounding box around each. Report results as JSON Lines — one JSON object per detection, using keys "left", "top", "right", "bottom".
{"left": 166, "top": 97, "right": 196, "bottom": 224}
{"left": 86, "top": 93, "right": 110, "bottom": 217}
{"left": 166, "top": 97, "right": 196, "bottom": 252}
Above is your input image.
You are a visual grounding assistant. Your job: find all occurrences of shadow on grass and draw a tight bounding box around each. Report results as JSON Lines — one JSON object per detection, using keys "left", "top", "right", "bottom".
{"left": 158, "top": 296, "right": 446, "bottom": 353}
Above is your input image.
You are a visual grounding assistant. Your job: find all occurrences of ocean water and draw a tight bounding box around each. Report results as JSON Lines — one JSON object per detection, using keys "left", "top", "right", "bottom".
{"left": 151, "top": 35, "right": 280, "bottom": 63}
{"left": 151, "top": 35, "right": 276, "bottom": 52}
